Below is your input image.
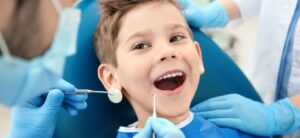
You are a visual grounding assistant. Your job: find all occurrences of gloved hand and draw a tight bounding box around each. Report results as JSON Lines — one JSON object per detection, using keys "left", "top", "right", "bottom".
{"left": 6, "top": 79, "right": 88, "bottom": 138}
{"left": 177, "top": 0, "right": 229, "bottom": 28}
{"left": 191, "top": 94, "right": 300, "bottom": 136}
{"left": 134, "top": 117, "right": 185, "bottom": 138}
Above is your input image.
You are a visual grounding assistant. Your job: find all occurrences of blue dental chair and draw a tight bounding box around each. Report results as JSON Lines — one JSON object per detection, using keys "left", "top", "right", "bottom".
{"left": 54, "top": 0, "right": 262, "bottom": 137}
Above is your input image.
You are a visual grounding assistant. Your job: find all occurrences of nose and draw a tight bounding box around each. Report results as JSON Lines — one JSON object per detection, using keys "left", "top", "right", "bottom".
{"left": 160, "top": 55, "right": 176, "bottom": 61}
{"left": 157, "top": 45, "right": 177, "bottom": 62}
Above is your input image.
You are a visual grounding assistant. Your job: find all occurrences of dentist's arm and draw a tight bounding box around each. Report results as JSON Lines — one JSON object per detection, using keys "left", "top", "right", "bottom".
{"left": 6, "top": 79, "right": 88, "bottom": 138}
{"left": 177, "top": 0, "right": 262, "bottom": 28}
{"left": 191, "top": 94, "right": 300, "bottom": 136}
{"left": 177, "top": 0, "right": 240, "bottom": 28}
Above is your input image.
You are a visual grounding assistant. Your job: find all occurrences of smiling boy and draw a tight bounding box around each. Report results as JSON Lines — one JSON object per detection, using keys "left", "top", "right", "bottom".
{"left": 94, "top": 0, "right": 265, "bottom": 138}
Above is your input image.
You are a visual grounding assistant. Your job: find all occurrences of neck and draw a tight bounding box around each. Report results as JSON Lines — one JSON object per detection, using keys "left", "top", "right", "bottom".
{"left": 132, "top": 103, "right": 190, "bottom": 128}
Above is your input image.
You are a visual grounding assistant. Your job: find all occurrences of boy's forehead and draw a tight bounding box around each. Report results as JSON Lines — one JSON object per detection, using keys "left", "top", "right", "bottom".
{"left": 118, "top": 1, "right": 190, "bottom": 42}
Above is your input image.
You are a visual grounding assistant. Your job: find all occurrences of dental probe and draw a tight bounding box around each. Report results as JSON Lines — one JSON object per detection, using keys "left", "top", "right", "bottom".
{"left": 152, "top": 93, "right": 156, "bottom": 138}
{"left": 64, "top": 89, "right": 122, "bottom": 104}
{"left": 153, "top": 93, "right": 157, "bottom": 118}
{"left": 64, "top": 89, "right": 108, "bottom": 94}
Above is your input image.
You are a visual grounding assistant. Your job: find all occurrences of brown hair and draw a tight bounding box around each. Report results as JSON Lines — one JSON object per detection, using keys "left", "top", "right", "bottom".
{"left": 94, "top": 0, "right": 182, "bottom": 67}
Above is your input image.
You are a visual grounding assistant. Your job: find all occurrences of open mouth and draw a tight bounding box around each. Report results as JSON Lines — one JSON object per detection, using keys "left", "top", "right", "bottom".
{"left": 154, "top": 71, "right": 186, "bottom": 91}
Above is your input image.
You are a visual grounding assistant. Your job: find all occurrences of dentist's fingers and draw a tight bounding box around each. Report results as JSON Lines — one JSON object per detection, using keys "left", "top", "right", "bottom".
{"left": 28, "top": 93, "right": 47, "bottom": 107}
{"left": 133, "top": 117, "right": 153, "bottom": 138}
{"left": 192, "top": 94, "right": 240, "bottom": 112}
{"left": 42, "top": 89, "right": 64, "bottom": 111}
{"left": 64, "top": 93, "right": 88, "bottom": 102}
{"left": 201, "top": 94, "right": 232, "bottom": 103}
{"left": 61, "top": 92, "right": 88, "bottom": 116}
{"left": 198, "top": 109, "right": 236, "bottom": 119}
{"left": 152, "top": 118, "right": 185, "bottom": 138}
{"left": 192, "top": 100, "right": 231, "bottom": 112}
{"left": 62, "top": 103, "right": 79, "bottom": 116}
{"left": 53, "top": 79, "right": 76, "bottom": 92}
{"left": 64, "top": 99, "right": 87, "bottom": 110}
{"left": 208, "top": 118, "right": 242, "bottom": 129}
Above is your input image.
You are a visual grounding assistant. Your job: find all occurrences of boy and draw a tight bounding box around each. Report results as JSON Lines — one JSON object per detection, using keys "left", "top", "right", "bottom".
{"left": 94, "top": 0, "right": 265, "bottom": 137}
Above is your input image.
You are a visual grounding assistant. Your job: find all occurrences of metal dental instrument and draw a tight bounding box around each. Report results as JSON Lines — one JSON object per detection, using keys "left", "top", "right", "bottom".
{"left": 64, "top": 89, "right": 122, "bottom": 103}
{"left": 64, "top": 89, "right": 108, "bottom": 94}
{"left": 45, "top": 89, "right": 123, "bottom": 103}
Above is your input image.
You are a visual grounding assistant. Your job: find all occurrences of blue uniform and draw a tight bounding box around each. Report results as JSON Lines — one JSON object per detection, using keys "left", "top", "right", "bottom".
{"left": 116, "top": 112, "right": 268, "bottom": 138}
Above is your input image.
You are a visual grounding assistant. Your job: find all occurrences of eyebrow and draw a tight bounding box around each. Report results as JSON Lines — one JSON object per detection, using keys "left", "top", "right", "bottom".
{"left": 126, "top": 30, "right": 151, "bottom": 44}
{"left": 168, "top": 23, "right": 192, "bottom": 37}
{"left": 168, "top": 23, "right": 187, "bottom": 31}
{"left": 125, "top": 23, "right": 192, "bottom": 44}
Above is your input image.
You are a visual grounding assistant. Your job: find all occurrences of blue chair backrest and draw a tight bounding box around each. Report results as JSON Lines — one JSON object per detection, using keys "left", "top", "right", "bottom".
{"left": 54, "top": 1, "right": 261, "bottom": 137}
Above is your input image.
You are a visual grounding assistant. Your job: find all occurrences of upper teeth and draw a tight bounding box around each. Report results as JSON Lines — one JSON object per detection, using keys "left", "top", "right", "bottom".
{"left": 157, "top": 72, "right": 183, "bottom": 81}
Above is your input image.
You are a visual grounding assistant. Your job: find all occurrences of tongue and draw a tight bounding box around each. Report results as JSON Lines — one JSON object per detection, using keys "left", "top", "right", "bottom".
{"left": 154, "top": 78, "right": 179, "bottom": 90}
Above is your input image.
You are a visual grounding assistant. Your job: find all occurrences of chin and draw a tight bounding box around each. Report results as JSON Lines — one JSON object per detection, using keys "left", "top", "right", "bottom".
{"left": 156, "top": 102, "right": 190, "bottom": 121}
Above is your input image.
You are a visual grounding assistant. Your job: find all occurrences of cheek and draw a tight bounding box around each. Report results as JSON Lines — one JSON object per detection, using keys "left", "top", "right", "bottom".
{"left": 118, "top": 58, "right": 149, "bottom": 82}
{"left": 117, "top": 54, "right": 152, "bottom": 96}
{"left": 190, "top": 52, "right": 202, "bottom": 85}
{"left": 181, "top": 46, "right": 202, "bottom": 72}
{"left": 179, "top": 47, "right": 202, "bottom": 86}
{"left": 117, "top": 57, "right": 153, "bottom": 111}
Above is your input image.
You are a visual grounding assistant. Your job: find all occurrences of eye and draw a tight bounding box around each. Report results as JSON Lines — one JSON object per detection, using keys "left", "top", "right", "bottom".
{"left": 132, "top": 43, "right": 150, "bottom": 50}
{"left": 170, "top": 35, "right": 185, "bottom": 43}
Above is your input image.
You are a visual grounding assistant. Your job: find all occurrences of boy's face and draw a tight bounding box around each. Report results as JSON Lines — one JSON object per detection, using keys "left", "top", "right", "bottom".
{"left": 99, "top": 2, "right": 204, "bottom": 122}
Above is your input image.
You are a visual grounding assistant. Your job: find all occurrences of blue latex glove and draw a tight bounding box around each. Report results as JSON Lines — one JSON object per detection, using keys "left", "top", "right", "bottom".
{"left": 6, "top": 79, "right": 88, "bottom": 138}
{"left": 191, "top": 94, "right": 300, "bottom": 136}
{"left": 134, "top": 117, "right": 185, "bottom": 138}
{"left": 177, "top": 0, "right": 229, "bottom": 28}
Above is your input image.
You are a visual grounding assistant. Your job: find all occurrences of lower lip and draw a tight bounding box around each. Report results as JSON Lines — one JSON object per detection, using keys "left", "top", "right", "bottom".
{"left": 156, "top": 79, "right": 186, "bottom": 96}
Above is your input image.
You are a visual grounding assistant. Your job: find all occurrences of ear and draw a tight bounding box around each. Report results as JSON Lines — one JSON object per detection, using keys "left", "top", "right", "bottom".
{"left": 194, "top": 41, "right": 205, "bottom": 75}
{"left": 97, "top": 64, "right": 122, "bottom": 91}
